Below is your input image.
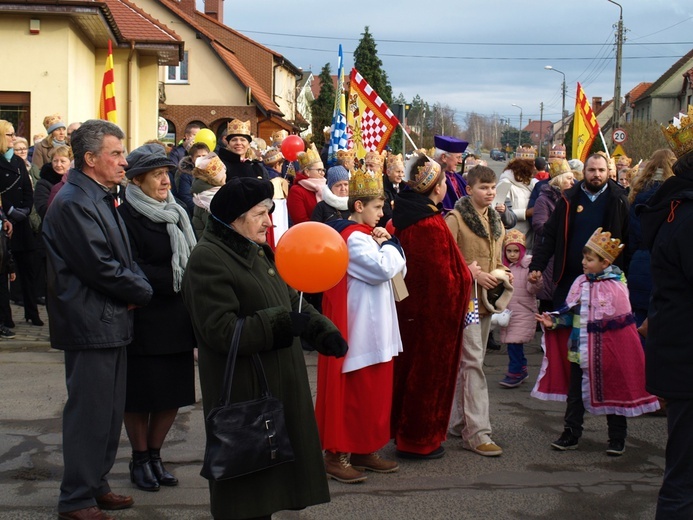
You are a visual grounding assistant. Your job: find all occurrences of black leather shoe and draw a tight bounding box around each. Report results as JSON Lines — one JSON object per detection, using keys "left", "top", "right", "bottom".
{"left": 26, "top": 317, "right": 44, "bottom": 326}
{"left": 129, "top": 457, "right": 160, "bottom": 492}
{"left": 149, "top": 454, "right": 178, "bottom": 486}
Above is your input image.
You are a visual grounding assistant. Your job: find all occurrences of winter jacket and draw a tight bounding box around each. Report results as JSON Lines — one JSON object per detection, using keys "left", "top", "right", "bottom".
{"left": 528, "top": 179, "right": 629, "bottom": 304}
{"left": 311, "top": 185, "right": 349, "bottom": 223}
{"left": 639, "top": 167, "right": 693, "bottom": 399}
{"left": 497, "top": 170, "right": 537, "bottom": 246}
{"left": 34, "top": 162, "right": 63, "bottom": 219}
{"left": 42, "top": 168, "right": 153, "bottom": 350}
{"left": 0, "top": 153, "right": 36, "bottom": 252}
{"left": 500, "top": 255, "right": 542, "bottom": 344}
{"left": 181, "top": 216, "right": 337, "bottom": 519}
{"left": 287, "top": 173, "right": 320, "bottom": 225}
{"left": 531, "top": 183, "right": 561, "bottom": 302}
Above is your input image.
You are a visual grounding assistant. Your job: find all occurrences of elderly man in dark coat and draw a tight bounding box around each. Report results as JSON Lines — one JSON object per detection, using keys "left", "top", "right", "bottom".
{"left": 43, "top": 120, "right": 153, "bottom": 520}
{"left": 182, "top": 177, "right": 348, "bottom": 520}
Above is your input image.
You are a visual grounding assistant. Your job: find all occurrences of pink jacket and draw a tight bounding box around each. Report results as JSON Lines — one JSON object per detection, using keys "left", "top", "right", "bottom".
{"left": 500, "top": 255, "right": 542, "bottom": 344}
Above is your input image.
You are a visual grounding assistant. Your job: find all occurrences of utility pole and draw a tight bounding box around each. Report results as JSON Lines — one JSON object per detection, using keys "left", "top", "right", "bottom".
{"left": 609, "top": 0, "right": 624, "bottom": 136}
{"left": 539, "top": 102, "right": 544, "bottom": 157}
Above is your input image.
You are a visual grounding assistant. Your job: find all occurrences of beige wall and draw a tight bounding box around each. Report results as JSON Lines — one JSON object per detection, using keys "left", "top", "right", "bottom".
{"left": 274, "top": 65, "right": 296, "bottom": 119}
{"left": 139, "top": 0, "right": 247, "bottom": 106}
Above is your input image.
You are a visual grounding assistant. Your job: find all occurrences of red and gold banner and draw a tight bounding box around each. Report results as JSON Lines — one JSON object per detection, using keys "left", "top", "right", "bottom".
{"left": 572, "top": 82, "right": 600, "bottom": 162}
{"left": 99, "top": 40, "right": 117, "bottom": 123}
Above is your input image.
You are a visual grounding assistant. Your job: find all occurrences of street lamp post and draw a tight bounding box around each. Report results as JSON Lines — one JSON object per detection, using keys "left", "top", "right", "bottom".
{"left": 545, "top": 65, "right": 566, "bottom": 142}
{"left": 511, "top": 103, "right": 523, "bottom": 149}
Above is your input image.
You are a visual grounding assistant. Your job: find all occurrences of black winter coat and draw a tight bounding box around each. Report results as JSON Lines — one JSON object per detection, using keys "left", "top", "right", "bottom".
{"left": 0, "top": 153, "right": 35, "bottom": 252}
{"left": 529, "top": 179, "right": 629, "bottom": 287}
{"left": 639, "top": 168, "right": 693, "bottom": 399}
{"left": 42, "top": 169, "right": 153, "bottom": 350}
{"left": 34, "top": 163, "right": 63, "bottom": 219}
{"left": 218, "top": 148, "right": 268, "bottom": 180}
{"left": 118, "top": 200, "right": 196, "bottom": 356}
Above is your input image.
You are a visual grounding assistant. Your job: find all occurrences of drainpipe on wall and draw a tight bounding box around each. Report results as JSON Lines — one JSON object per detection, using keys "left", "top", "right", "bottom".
{"left": 127, "top": 41, "right": 135, "bottom": 151}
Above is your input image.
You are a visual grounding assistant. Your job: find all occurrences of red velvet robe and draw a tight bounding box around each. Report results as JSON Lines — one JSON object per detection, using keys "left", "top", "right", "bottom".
{"left": 391, "top": 213, "right": 472, "bottom": 453}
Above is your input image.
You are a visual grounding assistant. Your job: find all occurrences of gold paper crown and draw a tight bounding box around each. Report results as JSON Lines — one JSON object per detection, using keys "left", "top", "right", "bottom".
{"left": 548, "top": 144, "right": 566, "bottom": 161}
{"left": 364, "top": 150, "right": 386, "bottom": 167}
{"left": 585, "top": 227, "right": 625, "bottom": 264}
{"left": 297, "top": 143, "right": 321, "bottom": 170}
{"left": 503, "top": 229, "right": 526, "bottom": 248}
{"left": 271, "top": 129, "right": 288, "bottom": 145}
{"left": 323, "top": 126, "right": 331, "bottom": 139}
{"left": 549, "top": 159, "right": 571, "bottom": 178}
{"left": 408, "top": 158, "right": 442, "bottom": 194}
{"left": 516, "top": 145, "right": 536, "bottom": 160}
{"left": 193, "top": 153, "right": 226, "bottom": 186}
{"left": 616, "top": 155, "right": 632, "bottom": 167}
{"left": 227, "top": 119, "right": 251, "bottom": 139}
{"left": 662, "top": 105, "right": 693, "bottom": 158}
{"left": 263, "top": 147, "right": 284, "bottom": 166}
{"left": 386, "top": 153, "right": 404, "bottom": 172}
{"left": 349, "top": 168, "right": 384, "bottom": 198}
{"left": 336, "top": 149, "right": 355, "bottom": 160}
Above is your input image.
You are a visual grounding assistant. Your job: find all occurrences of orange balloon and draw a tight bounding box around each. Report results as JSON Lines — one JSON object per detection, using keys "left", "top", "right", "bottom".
{"left": 275, "top": 222, "right": 349, "bottom": 293}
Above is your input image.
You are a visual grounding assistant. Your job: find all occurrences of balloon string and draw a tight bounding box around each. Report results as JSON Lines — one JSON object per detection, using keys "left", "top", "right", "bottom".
{"left": 299, "top": 292, "right": 303, "bottom": 313}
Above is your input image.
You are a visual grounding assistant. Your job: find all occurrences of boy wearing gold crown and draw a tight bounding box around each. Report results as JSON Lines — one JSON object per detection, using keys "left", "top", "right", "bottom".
{"left": 535, "top": 228, "right": 659, "bottom": 456}
{"left": 315, "top": 168, "right": 406, "bottom": 483}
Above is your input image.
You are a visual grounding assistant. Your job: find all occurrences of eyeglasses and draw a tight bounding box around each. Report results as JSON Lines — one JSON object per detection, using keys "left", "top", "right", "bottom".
{"left": 13, "top": 147, "right": 27, "bottom": 152}
{"left": 5, "top": 133, "right": 16, "bottom": 138}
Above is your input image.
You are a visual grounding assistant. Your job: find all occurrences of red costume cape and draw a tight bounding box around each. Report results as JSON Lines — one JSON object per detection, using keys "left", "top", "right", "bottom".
{"left": 315, "top": 223, "right": 394, "bottom": 453}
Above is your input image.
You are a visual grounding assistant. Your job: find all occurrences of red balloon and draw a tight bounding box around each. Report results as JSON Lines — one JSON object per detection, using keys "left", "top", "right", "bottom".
{"left": 280, "top": 135, "right": 305, "bottom": 162}
{"left": 275, "top": 222, "right": 349, "bottom": 293}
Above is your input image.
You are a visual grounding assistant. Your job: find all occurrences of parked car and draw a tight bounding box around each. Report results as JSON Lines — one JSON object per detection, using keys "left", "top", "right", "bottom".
{"left": 490, "top": 149, "right": 505, "bottom": 161}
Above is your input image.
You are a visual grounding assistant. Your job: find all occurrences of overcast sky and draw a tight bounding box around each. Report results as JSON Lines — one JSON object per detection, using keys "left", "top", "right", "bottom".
{"left": 215, "top": 0, "right": 693, "bottom": 129}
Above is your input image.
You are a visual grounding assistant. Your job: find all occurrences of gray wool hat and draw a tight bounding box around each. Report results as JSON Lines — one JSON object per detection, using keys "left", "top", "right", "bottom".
{"left": 326, "top": 165, "right": 349, "bottom": 189}
{"left": 125, "top": 143, "right": 176, "bottom": 180}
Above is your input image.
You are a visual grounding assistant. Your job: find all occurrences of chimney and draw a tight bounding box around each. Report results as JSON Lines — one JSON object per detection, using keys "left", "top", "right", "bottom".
{"left": 205, "top": 0, "right": 223, "bottom": 22}
{"left": 592, "top": 97, "right": 602, "bottom": 112}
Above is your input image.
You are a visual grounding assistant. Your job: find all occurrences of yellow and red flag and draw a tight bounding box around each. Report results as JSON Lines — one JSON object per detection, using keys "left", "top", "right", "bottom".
{"left": 347, "top": 68, "right": 399, "bottom": 161}
{"left": 99, "top": 40, "right": 117, "bottom": 123}
{"left": 572, "top": 82, "right": 599, "bottom": 162}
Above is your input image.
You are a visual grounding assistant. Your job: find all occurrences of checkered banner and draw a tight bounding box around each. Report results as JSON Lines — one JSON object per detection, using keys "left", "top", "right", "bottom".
{"left": 464, "top": 281, "right": 480, "bottom": 326}
{"left": 347, "top": 68, "right": 399, "bottom": 161}
{"left": 327, "top": 45, "right": 352, "bottom": 167}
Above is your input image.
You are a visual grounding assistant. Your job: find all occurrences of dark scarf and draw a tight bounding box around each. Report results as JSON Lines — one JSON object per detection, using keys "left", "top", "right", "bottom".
{"left": 392, "top": 190, "right": 442, "bottom": 231}
{"left": 453, "top": 196, "right": 503, "bottom": 241}
{"left": 39, "top": 162, "right": 64, "bottom": 185}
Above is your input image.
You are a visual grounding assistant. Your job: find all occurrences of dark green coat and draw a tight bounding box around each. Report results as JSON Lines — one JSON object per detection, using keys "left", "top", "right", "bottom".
{"left": 181, "top": 217, "right": 337, "bottom": 520}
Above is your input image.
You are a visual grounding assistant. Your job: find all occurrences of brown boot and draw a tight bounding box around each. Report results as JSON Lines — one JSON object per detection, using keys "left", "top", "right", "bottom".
{"left": 324, "top": 451, "right": 367, "bottom": 483}
{"left": 350, "top": 452, "right": 399, "bottom": 473}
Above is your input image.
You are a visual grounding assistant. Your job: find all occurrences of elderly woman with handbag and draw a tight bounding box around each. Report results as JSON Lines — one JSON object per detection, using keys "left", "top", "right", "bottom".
{"left": 182, "top": 177, "right": 348, "bottom": 520}
{"left": 118, "top": 144, "right": 197, "bottom": 492}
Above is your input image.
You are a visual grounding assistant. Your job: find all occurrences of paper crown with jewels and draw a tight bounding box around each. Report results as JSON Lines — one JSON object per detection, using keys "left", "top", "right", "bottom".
{"left": 349, "top": 168, "right": 384, "bottom": 198}
{"left": 516, "top": 145, "right": 536, "bottom": 160}
{"left": 549, "top": 159, "right": 572, "bottom": 178}
{"left": 297, "top": 143, "right": 321, "bottom": 170}
{"left": 271, "top": 129, "right": 288, "bottom": 145}
{"left": 386, "top": 153, "right": 404, "bottom": 172}
{"left": 585, "top": 227, "right": 625, "bottom": 264}
{"left": 661, "top": 105, "right": 693, "bottom": 158}
{"left": 336, "top": 148, "right": 355, "bottom": 161}
{"left": 548, "top": 144, "right": 566, "bottom": 162}
{"left": 406, "top": 154, "right": 442, "bottom": 194}
{"left": 364, "top": 150, "right": 386, "bottom": 171}
{"left": 226, "top": 119, "right": 252, "bottom": 141}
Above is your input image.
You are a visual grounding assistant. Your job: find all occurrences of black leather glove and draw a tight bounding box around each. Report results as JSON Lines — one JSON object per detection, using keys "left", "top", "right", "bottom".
{"left": 8, "top": 206, "right": 29, "bottom": 223}
{"left": 289, "top": 311, "right": 311, "bottom": 337}
{"left": 319, "top": 332, "right": 348, "bottom": 358}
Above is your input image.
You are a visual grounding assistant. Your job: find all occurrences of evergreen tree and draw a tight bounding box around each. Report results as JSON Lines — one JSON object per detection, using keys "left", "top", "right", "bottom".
{"left": 353, "top": 26, "right": 392, "bottom": 105}
{"left": 311, "top": 63, "right": 335, "bottom": 148}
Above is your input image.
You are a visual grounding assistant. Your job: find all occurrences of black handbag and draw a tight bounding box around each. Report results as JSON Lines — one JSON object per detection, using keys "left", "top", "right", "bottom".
{"left": 200, "top": 318, "right": 295, "bottom": 481}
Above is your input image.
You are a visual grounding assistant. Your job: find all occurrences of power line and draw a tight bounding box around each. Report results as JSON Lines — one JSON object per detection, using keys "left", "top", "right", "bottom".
{"left": 241, "top": 28, "right": 692, "bottom": 47}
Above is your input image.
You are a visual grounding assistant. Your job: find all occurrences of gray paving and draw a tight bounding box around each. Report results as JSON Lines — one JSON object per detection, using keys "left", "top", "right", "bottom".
{"left": 0, "top": 304, "right": 666, "bottom": 519}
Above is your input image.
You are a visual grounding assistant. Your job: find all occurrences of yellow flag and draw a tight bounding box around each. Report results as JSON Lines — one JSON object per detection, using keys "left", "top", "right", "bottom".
{"left": 572, "top": 82, "right": 599, "bottom": 162}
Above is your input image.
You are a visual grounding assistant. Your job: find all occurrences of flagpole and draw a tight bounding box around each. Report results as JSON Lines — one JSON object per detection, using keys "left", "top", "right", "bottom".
{"left": 398, "top": 122, "right": 419, "bottom": 151}
{"left": 598, "top": 130, "right": 610, "bottom": 159}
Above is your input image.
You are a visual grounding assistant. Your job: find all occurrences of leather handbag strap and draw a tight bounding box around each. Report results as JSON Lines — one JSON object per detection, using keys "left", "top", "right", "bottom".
{"left": 219, "top": 317, "right": 273, "bottom": 405}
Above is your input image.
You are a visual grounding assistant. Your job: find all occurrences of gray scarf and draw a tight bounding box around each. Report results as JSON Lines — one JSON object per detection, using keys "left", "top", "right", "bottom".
{"left": 125, "top": 183, "right": 197, "bottom": 292}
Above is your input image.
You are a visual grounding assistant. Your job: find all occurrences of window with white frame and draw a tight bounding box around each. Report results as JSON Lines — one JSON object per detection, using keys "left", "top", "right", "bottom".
{"left": 167, "top": 51, "right": 189, "bottom": 84}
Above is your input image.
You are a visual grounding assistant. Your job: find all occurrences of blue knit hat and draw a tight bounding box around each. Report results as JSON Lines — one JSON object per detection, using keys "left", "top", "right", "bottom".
{"left": 326, "top": 165, "right": 349, "bottom": 189}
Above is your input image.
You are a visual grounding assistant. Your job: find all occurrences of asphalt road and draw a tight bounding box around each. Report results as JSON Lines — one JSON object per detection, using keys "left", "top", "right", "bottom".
{"left": 0, "top": 330, "right": 666, "bottom": 520}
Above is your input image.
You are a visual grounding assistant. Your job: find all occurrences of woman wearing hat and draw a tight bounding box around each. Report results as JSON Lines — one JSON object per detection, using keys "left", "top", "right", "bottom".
{"left": 311, "top": 165, "right": 349, "bottom": 223}
{"left": 181, "top": 176, "right": 348, "bottom": 520}
{"left": 191, "top": 152, "right": 227, "bottom": 239}
{"left": 32, "top": 113, "right": 69, "bottom": 170}
{"left": 287, "top": 144, "right": 326, "bottom": 225}
{"left": 217, "top": 119, "right": 268, "bottom": 181}
{"left": 117, "top": 143, "right": 197, "bottom": 492}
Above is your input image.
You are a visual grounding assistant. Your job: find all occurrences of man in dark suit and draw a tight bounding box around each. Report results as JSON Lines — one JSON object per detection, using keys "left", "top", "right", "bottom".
{"left": 43, "top": 119, "right": 153, "bottom": 520}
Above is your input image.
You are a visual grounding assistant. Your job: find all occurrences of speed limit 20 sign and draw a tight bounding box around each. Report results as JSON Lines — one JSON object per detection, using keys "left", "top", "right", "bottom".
{"left": 612, "top": 128, "right": 627, "bottom": 143}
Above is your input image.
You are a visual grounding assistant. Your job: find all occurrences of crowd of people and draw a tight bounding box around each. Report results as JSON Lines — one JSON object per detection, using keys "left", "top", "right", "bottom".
{"left": 1, "top": 112, "right": 691, "bottom": 520}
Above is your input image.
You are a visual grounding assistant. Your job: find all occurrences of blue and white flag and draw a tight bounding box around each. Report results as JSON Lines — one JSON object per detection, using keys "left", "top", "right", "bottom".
{"left": 327, "top": 45, "right": 350, "bottom": 167}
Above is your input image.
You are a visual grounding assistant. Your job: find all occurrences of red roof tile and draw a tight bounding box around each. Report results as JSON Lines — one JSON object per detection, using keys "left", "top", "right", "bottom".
{"left": 625, "top": 82, "right": 653, "bottom": 106}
